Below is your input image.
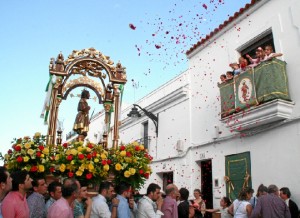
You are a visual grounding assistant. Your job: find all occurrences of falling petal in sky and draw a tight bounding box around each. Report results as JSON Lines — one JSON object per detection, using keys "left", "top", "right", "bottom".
{"left": 129, "top": 23, "right": 136, "bottom": 30}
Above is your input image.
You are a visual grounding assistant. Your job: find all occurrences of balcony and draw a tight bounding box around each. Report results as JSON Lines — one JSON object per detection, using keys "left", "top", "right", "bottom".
{"left": 219, "top": 59, "right": 294, "bottom": 131}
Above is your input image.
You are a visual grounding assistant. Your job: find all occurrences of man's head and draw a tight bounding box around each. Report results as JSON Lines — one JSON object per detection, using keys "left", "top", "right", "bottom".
{"left": 267, "top": 184, "right": 279, "bottom": 196}
{"left": 165, "top": 184, "right": 178, "bottom": 199}
{"left": 48, "top": 181, "right": 62, "bottom": 200}
{"left": 11, "top": 170, "right": 32, "bottom": 192}
{"left": 99, "top": 181, "right": 114, "bottom": 200}
{"left": 62, "top": 179, "right": 80, "bottom": 200}
{"left": 0, "top": 167, "right": 12, "bottom": 196}
{"left": 78, "top": 180, "right": 89, "bottom": 200}
{"left": 280, "top": 187, "right": 291, "bottom": 200}
{"left": 115, "top": 182, "right": 131, "bottom": 198}
{"left": 32, "top": 177, "right": 47, "bottom": 195}
{"left": 146, "top": 183, "right": 161, "bottom": 202}
{"left": 179, "top": 188, "right": 189, "bottom": 201}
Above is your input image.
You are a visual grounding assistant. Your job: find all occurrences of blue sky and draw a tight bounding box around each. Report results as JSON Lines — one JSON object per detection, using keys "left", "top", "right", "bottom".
{"left": 0, "top": 0, "right": 250, "bottom": 161}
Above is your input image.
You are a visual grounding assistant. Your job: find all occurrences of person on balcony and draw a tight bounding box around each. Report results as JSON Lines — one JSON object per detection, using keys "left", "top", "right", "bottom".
{"left": 229, "top": 63, "right": 241, "bottom": 76}
{"left": 219, "top": 74, "right": 227, "bottom": 84}
{"left": 263, "top": 45, "right": 283, "bottom": 61}
{"left": 246, "top": 47, "right": 264, "bottom": 68}
{"left": 73, "top": 90, "right": 90, "bottom": 139}
{"left": 226, "top": 71, "right": 234, "bottom": 81}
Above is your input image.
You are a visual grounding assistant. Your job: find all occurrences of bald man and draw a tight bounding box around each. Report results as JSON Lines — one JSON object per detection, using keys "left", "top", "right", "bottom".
{"left": 161, "top": 184, "right": 179, "bottom": 218}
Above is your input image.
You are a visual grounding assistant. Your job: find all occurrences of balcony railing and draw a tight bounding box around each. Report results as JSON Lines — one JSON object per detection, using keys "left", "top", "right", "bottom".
{"left": 136, "top": 136, "right": 152, "bottom": 150}
{"left": 218, "top": 59, "right": 294, "bottom": 131}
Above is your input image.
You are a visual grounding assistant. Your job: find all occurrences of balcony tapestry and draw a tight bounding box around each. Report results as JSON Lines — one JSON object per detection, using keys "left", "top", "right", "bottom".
{"left": 234, "top": 68, "right": 258, "bottom": 111}
{"left": 254, "top": 59, "right": 290, "bottom": 103}
{"left": 218, "top": 80, "right": 235, "bottom": 118}
{"left": 219, "top": 59, "right": 290, "bottom": 118}
{"left": 225, "top": 152, "right": 252, "bottom": 201}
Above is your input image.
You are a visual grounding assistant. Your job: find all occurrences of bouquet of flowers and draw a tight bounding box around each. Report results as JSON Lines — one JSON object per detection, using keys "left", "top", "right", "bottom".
{"left": 52, "top": 141, "right": 111, "bottom": 183}
{"left": 0, "top": 133, "right": 52, "bottom": 178}
{"left": 110, "top": 141, "right": 153, "bottom": 190}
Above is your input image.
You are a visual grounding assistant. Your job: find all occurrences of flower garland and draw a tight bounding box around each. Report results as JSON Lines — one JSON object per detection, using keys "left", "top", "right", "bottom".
{"left": 0, "top": 134, "right": 152, "bottom": 190}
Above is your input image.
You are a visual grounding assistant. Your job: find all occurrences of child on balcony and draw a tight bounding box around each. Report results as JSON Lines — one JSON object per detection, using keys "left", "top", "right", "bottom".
{"left": 229, "top": 63, "right": 241, "bottom": 76}
{"left": 263, "top": 45, "right": 283, "bottom": 61}
{"left": 246, "top": 47, "right": 264, "bottom": 68}
{"left": 226, "top": 71, "right": 234, "bottom": 81}
{"left": 219, "top": 74, "right": 227, "bottom": 84}
{"left": 238, "top": 56, "right": 248, "bottom": 72}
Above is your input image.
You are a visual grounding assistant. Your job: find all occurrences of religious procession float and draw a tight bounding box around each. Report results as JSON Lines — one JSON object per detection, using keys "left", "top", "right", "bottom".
{"left": 0, "top": 48, "right": 152, "bottom": 190}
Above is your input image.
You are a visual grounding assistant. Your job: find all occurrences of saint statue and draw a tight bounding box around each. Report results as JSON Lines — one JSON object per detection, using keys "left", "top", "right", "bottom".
{"left": 73, "top": 90, "right": 90, "bottom": 138}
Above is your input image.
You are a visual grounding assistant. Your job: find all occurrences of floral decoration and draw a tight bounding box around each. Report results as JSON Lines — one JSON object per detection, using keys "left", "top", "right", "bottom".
{"left": 110, "top": 141, "right": 153, "bottom": 190}
{"left": 53, "top": 141, "right": 111, "bottom": 183}
{"left": 0, "top": 133, "right": 52, "bottom": 178}
{"left": 1, "top": 134, "right": 153, "bottom": 190}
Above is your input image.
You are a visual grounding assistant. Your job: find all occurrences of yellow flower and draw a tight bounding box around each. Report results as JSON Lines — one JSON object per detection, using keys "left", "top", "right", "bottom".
{"left": 115, "top": 163, "right": 122, "bottom": 171}
{"left": 103, "top": 164, "right": 109, "bottom": 171}
{"left": 41, "top": 154, "right": 44, "bottom": 158}
{"left": 71, "top": 160, "right": 75, "bottom": 165}
{"left": 38, "top": 165, "right": 45, "bottom": 172}
{"left": 124, "top": 171, "right": 131, "bottom": 178}
{"left": 23, "top": 156, "right": 30, "bottom": 162}
{"left": 34, "top": 132, "right": 41, "bottom": 138}
{"left": 77, "top": 146, "right": 83, "bottom": 152}
{"left": 101, "top": 153, "right": 107, "bottom": 160}
{"left": 79, "top": 164, "right": 85, "bottom": 171}
{"left": 27, "top": 149, "right": 34, "bottom": 156}
{"left": 4, "top": 154, "right": 10, "bottom": 160}
{"left": 86, "top": 147, "right": 91, "bottom": 153}
{"left": 70, "top": 149, "right": 78, "bottom": 155}
{"left": 125, "top": 157, "right": 132, "bottom": 163}
{"left": 66, "top": 150, "right": 71, "bottom": 155}
{"left": 88, "top": 163, "right": 94, "bottom": 171}
{"left": 24, "top": 143, "right": 31, "bottom": 149}
{"left": 59, "top": 164, "right": 66, "bottom": 172}
{"left": 76, "top": 170, "right": 83, "bottom": 176}
{"left": 129, "top": 168, "right": 136, "bottom": 175}
{"left": 55, "top": 154, "right": 60, "bottom": 161}
{"left": 94, "top": 158, "right": 99, "bottom": 163}
{"left": 120, "top": 151, "right": 126, "bottom": 157}
{"left": 139, "top": 145, "right": 145, "bottom": 150}
{"left": 42, "top": 148, "right": 49, "bottom": 155}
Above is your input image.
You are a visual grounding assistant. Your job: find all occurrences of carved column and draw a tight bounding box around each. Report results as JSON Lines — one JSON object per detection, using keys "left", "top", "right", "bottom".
{"left": 103, "top": 103, "right": 112, "bottom": 149}
{"left": 47, "top": 77, "right": 62, "bottom": 145}
{"left": 112, "top": 85, "right": 120, "bottom": 149}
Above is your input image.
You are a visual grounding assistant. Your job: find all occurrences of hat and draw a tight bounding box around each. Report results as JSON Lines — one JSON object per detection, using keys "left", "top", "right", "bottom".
{"left": 229, "top": 62, "right": 239, "bottom": 67}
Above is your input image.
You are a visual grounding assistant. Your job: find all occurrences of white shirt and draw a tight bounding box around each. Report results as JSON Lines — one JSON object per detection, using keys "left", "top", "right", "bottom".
{"left": 233, "top": 199, "right": 250, "bottom": 218}
{"left": 90, "top": 194, "right": 111, "bottom": 218}
{"left": 136, "top": 196, "right": 164, "bottom": 218}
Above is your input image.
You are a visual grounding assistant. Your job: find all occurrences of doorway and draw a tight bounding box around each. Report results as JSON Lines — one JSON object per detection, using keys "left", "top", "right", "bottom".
{"left": 201, "top": 159, "right": 213, "bottom": 218}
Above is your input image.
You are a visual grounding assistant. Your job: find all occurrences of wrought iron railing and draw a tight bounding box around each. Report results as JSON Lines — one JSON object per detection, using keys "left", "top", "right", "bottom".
{"left": 136, "top": 136, "right": 152, "bottom": 150}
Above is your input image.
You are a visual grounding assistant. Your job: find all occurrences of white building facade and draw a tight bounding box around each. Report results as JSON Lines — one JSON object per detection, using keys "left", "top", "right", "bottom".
{"left": 88, "top": 0, "right": 300, "bottom": 209}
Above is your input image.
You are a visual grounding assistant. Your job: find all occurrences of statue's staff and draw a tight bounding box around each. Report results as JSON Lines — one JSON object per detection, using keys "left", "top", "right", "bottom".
{"left": 89, "top": 108, "right": 95, "bottom": 123}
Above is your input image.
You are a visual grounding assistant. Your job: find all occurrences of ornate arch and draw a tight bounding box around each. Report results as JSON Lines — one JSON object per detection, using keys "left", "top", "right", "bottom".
{"left": 45, "top": 48, "right": 127, "bottom": 148}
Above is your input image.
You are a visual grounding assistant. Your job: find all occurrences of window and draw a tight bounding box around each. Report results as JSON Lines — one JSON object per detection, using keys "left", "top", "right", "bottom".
{"left": 238, "top": 29, "right": 274, "bottom": 60}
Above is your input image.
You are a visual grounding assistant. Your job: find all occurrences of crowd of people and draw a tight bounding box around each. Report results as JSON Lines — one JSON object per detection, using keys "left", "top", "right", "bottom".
{"left": 0, "top": 167, "right": 299, "bottom": 218}
{"left": 219, "top": 45, "right": 283, "bottom": 84}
